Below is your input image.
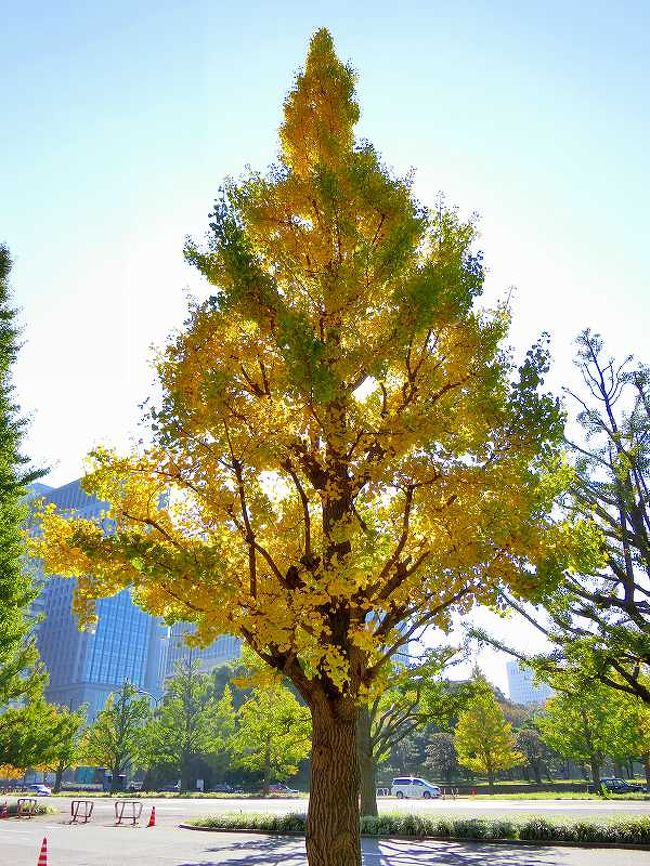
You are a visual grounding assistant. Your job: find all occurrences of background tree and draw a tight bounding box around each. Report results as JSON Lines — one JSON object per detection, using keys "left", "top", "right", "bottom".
{"left": 36, "top": 30, "right": 567, "bottom": 866}
{"left": 229, "top": 682, "right": 311, "bottom": 793}
{"left": 425, "top": 732, "right": 459, "bottom": 785}
{"left": 454, "top": 678, "right": 525, "bottom": 789}
{"left": 0, "top": 244, "right": 44, "bottom": 705}
{"left": 79, "top": 683, "right": 150, "bottom": 792}
{"left": 536, "top": 680, "right": 630, "bottom": 793}
{"left": 515, "top": 728, "right": 548, "bottom": 785}
{"left": 36, "top": 704, "right": 86, "bottom": 793}
{"left": 357, "top": 647, "right": 464, "bottom": 816}
{"left": 142, "top": 659, "right": 233, "bottom": 792}
{"left": 478, "top": 333, "right": 650, "bottom": 704}
{"left": 0, "top": 699, "right": 83, "bottom": 782}
{"left": 598, "top": 687, "right": 650, "bottom": 787}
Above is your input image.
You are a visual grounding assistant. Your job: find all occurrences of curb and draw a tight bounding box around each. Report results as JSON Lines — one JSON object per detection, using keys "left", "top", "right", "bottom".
{"left": 179, "top": 824, "right": 650, "bottom": 851}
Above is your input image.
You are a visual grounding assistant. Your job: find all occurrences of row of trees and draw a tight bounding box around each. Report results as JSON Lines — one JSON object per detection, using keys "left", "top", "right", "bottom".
{"left": 400, "top": 675, "right": 650, "bottom": 793}
{"left": 10, "top": 657, "right": 646, "bottom": 802}
{"left": 1, "top": 656, "right": 311, "bottom": 795}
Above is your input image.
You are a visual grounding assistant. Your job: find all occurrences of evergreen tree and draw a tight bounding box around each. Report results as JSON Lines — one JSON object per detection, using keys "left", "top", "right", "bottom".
{"left": 425, "top": 732, "right": 459, "bottom": 785}
{"left": 0, "top": 244, "right": 44, "bottom": 705}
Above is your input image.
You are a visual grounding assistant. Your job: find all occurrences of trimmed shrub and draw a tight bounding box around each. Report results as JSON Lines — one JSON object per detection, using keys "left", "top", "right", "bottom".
{"left": 190, "top": 812, "right": 650, "bottom": 846}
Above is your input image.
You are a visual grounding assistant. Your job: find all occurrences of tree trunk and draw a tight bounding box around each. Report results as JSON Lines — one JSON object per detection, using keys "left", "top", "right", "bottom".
{"left": 590, "top": 757, "right": 603, "bottom": 795}
{"left": 263, "top": 733, "right": 271, "bottom": 795}
{"left": 357, "top": 706, "right": 378, "bottom": 818}
{"left": 486, "top": 758, "right": 495, "bottom": 792}
{"left": 180, "top": 751, "right": 192, "bottom": 793}
{"left": 644, "top": 756, "right": 650, "bottom": 789}
{"left": 307, "top": 693, "right": 360, "bottom": 866}
{"left": 53, "top": 761, "right": 65, "bottom": 794}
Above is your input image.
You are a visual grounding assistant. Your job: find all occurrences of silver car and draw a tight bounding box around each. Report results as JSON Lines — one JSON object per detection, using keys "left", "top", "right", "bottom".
{"left": 391, "top": 776, "right": 441, "bottom": 799}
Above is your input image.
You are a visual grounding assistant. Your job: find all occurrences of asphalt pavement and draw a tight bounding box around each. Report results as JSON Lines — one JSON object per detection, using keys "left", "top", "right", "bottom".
{"left": 1, "top": 797, "right": 649, "bottom": 866}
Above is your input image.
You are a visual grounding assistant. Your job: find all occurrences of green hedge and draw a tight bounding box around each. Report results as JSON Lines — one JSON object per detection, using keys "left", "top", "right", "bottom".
{"left": 189, "top": 812, "right": 650, "bottom": 845}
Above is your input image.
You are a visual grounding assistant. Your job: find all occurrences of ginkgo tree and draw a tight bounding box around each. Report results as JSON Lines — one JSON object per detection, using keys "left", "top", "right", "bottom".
{"left": 230, "top": 682, "right": 311, "bottom": 793}
{"left": 36, "top": 29, "right": 573, "bottom": 866}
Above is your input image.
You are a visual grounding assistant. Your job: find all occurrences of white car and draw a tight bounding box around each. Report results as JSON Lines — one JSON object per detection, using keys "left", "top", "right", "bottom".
{"left": 26, "top": 784, "right": 51, "bottom": 797}
{"left": 391, "top": 776, "right": 441, "bottom": 799}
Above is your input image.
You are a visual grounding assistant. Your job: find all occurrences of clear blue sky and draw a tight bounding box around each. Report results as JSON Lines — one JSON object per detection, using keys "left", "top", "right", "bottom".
{"left": 3, "top": 1, "right": 648, "bottom": 689}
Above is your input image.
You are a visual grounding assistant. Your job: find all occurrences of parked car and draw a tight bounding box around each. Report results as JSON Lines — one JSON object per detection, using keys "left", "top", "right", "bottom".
{"left": 161, "top": 781, "right": 181, "bottom": 793}
{"left": 391, "top": 776, "right": 441, "bottom": 799}
{"left": 267, "top": 783, "right": 299, "bottom": 794}
{"left": 26, "top": 784, "right": 51, "bottom": 797}
{"left": 210, "top": 783, "right": 235, "bottom": 793}
{"left": 127, "top": 780, "right": 144, "bottom": 792}
{"left": 587, "top": 777, "right": 646, "bottom": 793}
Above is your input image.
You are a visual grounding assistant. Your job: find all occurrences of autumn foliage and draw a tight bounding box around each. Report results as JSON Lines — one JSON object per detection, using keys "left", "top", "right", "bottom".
{"left": 36, "top": 29, "right": 566, "bottom": 866}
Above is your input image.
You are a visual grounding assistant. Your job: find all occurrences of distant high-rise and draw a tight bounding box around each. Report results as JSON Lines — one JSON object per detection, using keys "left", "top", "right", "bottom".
{"left": 165, "top": 623, "right": 240, "bottom": 678}
{"left": 506, "top": 660, "right": 553, "bottom": 706}
{"left": 29, "top": 480, "right": 168, "bottom": 718}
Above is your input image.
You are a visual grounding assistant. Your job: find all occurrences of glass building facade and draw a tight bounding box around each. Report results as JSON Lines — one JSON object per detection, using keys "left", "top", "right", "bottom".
{"left": 29, "top": 480, "right": 168, "bottom": 718}
{"left": 506, "top": 660, "right": 553, "bottom": 706}
{"left": 165, "top": 623, "right": 240, "bottom": 678}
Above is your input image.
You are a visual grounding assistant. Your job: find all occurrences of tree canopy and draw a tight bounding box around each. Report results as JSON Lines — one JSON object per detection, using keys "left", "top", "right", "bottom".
{"left": 78, "top": 683, "right": 150, "bottom": 793}
{"left": 478, "top": 333, "right": 650, "bottom": 703}
{"left": 34, "top": 29, "right": 569, "bottom": 866}
{"left": 141, "top": 659, "right": 234, "bottom": 791}
{"left": 230, "top": 681, "right": 311, "bottom": 792}
{"left": 454, "top": 677, "right": 524, "bottom": 788}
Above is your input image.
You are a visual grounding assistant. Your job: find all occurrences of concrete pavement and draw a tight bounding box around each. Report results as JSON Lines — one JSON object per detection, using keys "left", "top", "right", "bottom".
{"left": 1, "top": 819, "right": 649, "bottom": 866}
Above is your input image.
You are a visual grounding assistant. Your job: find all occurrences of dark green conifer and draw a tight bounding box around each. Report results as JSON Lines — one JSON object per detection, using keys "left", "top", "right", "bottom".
{"left": 0, "top": 244, "right": 44, "bottom": 704}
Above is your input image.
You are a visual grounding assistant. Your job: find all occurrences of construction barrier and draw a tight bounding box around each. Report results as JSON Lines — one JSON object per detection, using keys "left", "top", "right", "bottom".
{"left": 16, "top": 798, "right": 38, "bottom": 818}
{"left": 70, "top": 799, "right": 94, "bottom": 824}
{"left": 146, "top": 805, "right": 156, "bottom": 827}
{"left": 114, "top": 799, "right": 143, "bottom": 826}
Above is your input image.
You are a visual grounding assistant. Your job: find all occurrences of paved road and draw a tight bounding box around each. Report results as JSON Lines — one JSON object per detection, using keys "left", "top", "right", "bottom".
{"left": 1, "top": 819, "right": 649, "bottom": 866}
{"left": 32, "top": 793, "right": 648, "bottom": 824}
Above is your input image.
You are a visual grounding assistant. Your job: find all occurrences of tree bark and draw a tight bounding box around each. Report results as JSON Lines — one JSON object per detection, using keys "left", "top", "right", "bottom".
{"left": 263, "top": 733, "right": 271, "bottom": 794}
{"left": 306, "top": 693, "right": 361, "bottom": 866}
{"left": 53, "top": 761, "right": 64, "bottom": 794}
{"left": 590, "top": 757, "right": 603, "bottom": 795}
{"left": 357, "top": 706, "right": 378, "bottom": 818}
{"left": 180, "top": 747, "right": 193, "bottom": 793}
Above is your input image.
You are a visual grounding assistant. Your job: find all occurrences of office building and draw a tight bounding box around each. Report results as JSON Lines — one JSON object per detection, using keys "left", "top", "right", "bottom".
{"left": 165, "top": 623, "right": 240, "bottom": 678}
{"left": 29, "top": 479, "right": 168, "bottom": 717}
{"left": 506, "top": 660, "right": 553, "bottom": 706}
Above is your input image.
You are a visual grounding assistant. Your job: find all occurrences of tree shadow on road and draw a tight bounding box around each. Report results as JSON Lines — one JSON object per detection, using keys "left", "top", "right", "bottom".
{"left": 173, "top": 835, "right": 566, "bottom": 866}
{"left": 174, "top": 834, "right": 305, "bottom": 866}
{"left": 365, "top": 839, "right": 564, "bottom": 865}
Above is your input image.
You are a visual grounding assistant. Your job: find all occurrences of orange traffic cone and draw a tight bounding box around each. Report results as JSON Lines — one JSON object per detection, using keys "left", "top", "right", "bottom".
{"left": 147, "top": 806, "right": 156, "bottom": 827}
{"left": 37, "top": 837, "right": 48, "bottom": 866}
{"left": 0, "top": 801, "right": 8, "bottom": 818}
